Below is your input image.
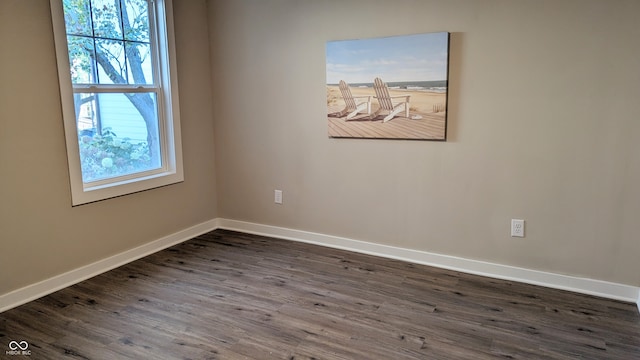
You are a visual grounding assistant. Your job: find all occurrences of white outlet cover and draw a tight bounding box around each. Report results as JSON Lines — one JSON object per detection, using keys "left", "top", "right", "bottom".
{"left": 511, "top": 219, "right": 525, "bottom": 237}
{"left": 274, "top": 190, "right": 283, "bottom": 204}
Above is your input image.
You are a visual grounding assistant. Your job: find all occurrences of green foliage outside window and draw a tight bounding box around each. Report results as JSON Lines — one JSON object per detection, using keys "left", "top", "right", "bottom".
{"left": 78, "top": 128, "right": 152, "bottom": 182}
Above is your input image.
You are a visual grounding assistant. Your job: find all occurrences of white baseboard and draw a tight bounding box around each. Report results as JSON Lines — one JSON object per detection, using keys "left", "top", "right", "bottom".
{"left": 3, "top": 217, "right": 638, "bottom": 314}
{"left": 0, "top": 219, "right": 219, "bottom": 313}
{"left": 217, "top": 219, "right": 640, "bottom": 304}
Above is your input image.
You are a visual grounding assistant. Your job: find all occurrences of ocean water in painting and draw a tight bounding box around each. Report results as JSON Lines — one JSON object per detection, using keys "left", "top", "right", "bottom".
{"left": 328, "top": 80, "right": 447, "bottom": 93}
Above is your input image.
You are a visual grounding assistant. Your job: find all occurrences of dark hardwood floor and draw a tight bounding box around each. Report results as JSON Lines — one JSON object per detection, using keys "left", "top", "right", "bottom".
{"left": 1, "top": 230, "right": 639, "bottom": 359}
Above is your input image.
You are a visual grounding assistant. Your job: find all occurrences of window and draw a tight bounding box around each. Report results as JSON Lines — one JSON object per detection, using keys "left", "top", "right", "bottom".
{"left": 50, "top": 0, "right": 183, "bottom": 205}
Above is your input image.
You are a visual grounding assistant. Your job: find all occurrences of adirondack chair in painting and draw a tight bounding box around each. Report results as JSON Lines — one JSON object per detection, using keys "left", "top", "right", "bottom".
{"left": 372, "top": 77, "right": 411, "bottom": 122}
{"left": 332, "top": 80, "right": 372, "bottom": 120}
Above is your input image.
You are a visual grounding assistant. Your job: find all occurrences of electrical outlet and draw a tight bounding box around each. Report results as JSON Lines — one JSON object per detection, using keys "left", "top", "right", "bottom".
{"left": 511, "top": 219, "right": 525, "bottom": 237}
{"left": 274, "top": 190, "right": 283, "bottom": 204}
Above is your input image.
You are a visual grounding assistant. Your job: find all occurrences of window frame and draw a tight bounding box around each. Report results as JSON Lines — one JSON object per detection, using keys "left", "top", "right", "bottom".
{"left": 50, "top": 0, "right": 183, "bottom": 206}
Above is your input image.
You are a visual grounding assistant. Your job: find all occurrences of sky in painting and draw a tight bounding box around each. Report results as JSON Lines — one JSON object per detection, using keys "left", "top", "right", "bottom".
{"left": 326, "top": 32, "right": 449, "bottom": 84}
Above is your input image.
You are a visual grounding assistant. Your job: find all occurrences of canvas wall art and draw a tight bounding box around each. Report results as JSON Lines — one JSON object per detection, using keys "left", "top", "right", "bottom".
{"left": 326, "top": 32, "right": 449, "bottom": 140}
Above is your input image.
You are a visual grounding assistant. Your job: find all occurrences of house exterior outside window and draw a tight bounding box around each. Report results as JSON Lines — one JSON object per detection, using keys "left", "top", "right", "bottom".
{"left": 50, "top": 0, "right": 183, "bottom": 205}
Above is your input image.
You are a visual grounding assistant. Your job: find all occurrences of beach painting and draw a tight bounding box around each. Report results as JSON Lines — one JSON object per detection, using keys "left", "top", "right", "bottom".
{"left": 326, "top": 32, "right": 449, "bottom": 140}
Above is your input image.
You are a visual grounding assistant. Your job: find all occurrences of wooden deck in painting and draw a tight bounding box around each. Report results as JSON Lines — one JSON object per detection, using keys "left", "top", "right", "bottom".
{"left": 327, "top": 105, "right": 446, "bottom": 140}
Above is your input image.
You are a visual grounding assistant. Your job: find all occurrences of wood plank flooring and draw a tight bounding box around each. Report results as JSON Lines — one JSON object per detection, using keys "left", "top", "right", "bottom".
{"left": 1, "top": 230, "right": 639, "bottom": 359}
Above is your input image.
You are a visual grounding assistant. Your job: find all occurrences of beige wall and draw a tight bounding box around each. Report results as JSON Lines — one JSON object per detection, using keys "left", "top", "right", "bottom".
{"left": 209, "top": 0, "right": 640, "bottom": 286}
{"left": 0, "top": 0, "right": 217, "bottom": 295}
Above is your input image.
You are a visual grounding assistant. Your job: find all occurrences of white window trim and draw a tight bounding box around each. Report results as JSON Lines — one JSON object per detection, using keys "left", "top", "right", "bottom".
{"left": 50, "top": 0, "right": 183, "bottom": 206}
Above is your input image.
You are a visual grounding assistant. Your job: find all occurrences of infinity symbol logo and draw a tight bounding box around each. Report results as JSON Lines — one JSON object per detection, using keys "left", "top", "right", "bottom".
{"left": 8, "top": 341, "right": 29, "bottom": 351}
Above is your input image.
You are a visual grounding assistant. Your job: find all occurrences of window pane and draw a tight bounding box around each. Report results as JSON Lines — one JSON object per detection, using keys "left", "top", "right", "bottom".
{"left": 95, "top": 38, "right": 126, "bottom": 84}
{"left": 91, "top": 0, "right": 123, "bottom": 40}
{"left": 63, "top": 1, "right": 155, "bottom": 85}
{"left": 75, "top": 92, "right": 161, "bottom": 182}
{"left": 67, "top": 35, "right": 97, "bottom": 84}
{"left": 126, "top": 41, "right": 153, "bottom": 84}
{"left": 63, "top": 0, "right": 92, "bottom": 36}
{"left": 123, "top": 0, "right": 150, "bottom": 42}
